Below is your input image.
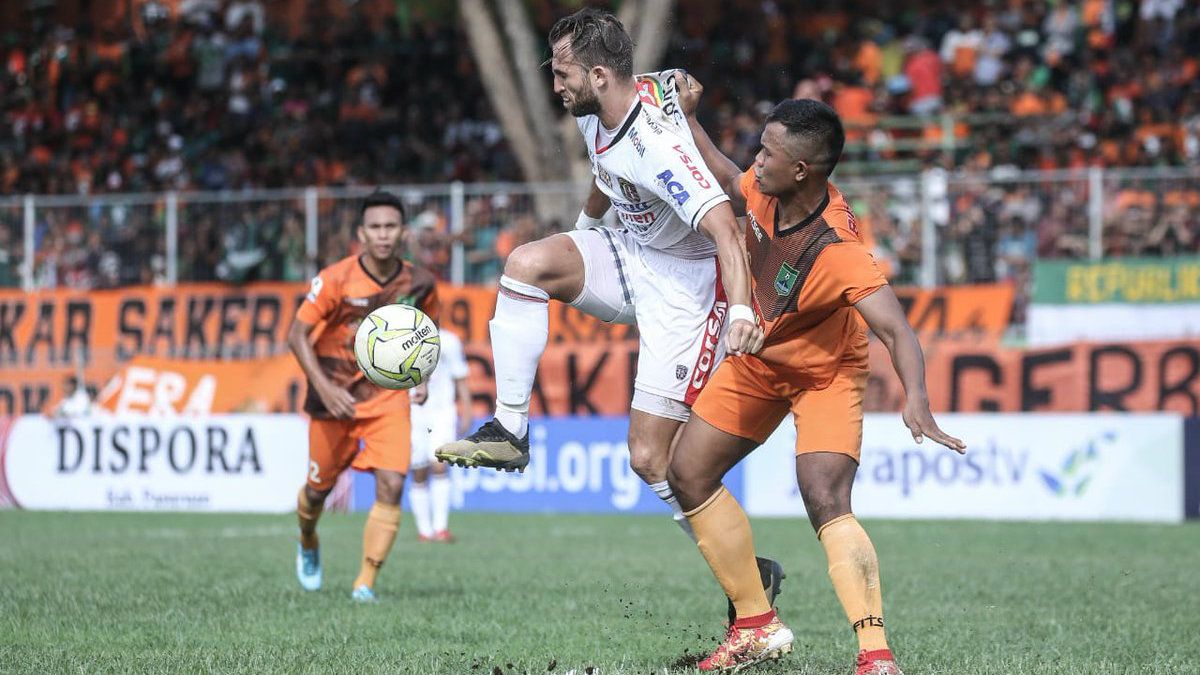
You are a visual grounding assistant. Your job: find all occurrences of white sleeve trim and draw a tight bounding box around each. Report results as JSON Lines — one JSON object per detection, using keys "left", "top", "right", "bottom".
{"left": 689, "top": 193, "right": 732, "bottom": 231}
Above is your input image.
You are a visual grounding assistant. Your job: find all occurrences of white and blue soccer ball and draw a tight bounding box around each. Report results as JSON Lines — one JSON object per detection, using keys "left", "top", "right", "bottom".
{"left": 353, "top": 304, "right": 440, "bottom": 390}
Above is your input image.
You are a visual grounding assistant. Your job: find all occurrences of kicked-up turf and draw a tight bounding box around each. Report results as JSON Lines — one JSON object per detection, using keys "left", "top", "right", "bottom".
{"left": 0, "top": 510, "right": 1197, "bottom": 674}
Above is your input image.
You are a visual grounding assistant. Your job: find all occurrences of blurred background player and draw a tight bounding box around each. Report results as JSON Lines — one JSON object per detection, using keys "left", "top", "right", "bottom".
{"left": 408, "top": 326, "right": 471, "bottom": 543}
{"left": 288, "top": 189, "right": 440, "bottom": 602}
{"left": 667, "top": 80, "right": 965, "bottom": 673}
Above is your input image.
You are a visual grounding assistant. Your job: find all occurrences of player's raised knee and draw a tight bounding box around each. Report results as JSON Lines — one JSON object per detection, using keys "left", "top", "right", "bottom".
{"left": 503, "top": 240, "right": 555, "bottom": 285}
{"left": 502, "top": 235, "right": 582, "bottom": 293}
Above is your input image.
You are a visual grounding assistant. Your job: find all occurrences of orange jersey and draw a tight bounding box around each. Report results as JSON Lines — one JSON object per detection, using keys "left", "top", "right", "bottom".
{"left": 739, "top": 170, "right": 887, "bottom": 388}
{"left": 296, "top": 255, "right": 441, "bottom": 419}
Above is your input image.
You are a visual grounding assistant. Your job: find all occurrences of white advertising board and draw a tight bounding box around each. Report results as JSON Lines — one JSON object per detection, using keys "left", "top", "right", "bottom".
{"left": 1, "top": 415, "right": 308, "bottom": 512}
{"left": 743, "top": 413, "right": 1184, "bottom": 523}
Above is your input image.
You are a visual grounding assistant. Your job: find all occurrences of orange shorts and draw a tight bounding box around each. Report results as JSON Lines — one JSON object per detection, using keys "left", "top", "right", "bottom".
{"left": 307, "top": 412, "right": 412, "bottom": 491}
{"left": 692, "top": 355, "right": 868, "bottom": 459}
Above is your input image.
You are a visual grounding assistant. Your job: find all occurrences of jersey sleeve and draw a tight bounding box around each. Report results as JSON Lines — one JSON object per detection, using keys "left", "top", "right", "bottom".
{"left": 296, "top": 270, "right": 339, "bottom": 324}
{"left": 808, "top": 243, "right": 889, "bottom": 307}
{"left": 738, "top": 169, "right": 757, "bottom": 206}
{"left": 638, "top": 134, "right": 730, "bottom": 230}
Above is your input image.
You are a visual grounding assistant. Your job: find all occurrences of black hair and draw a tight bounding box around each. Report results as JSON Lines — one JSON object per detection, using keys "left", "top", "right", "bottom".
{"left": 765, "top": 99, "right": 846, "bottom": 174}
{"left": 359, "top": 189, "right": 406, "bottom": 225}
{"left": 547, "top": 8, "right": 634, "bottom": 78}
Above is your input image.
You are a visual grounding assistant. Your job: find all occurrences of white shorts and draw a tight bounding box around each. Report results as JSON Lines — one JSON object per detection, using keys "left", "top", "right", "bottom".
{"left": 410, "top": 404, "right": 458, "bottom": 469}
{"left": 564, "top": 228, "right": 727, "bottom": 406}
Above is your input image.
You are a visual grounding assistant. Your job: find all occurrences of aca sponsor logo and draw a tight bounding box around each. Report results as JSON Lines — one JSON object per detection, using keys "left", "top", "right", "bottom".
{"left": 655, "top": 170, "right": 691, "bottom": 207}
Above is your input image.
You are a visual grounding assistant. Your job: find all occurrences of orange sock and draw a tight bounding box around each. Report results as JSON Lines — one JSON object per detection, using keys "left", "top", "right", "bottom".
{"left": 297, "top": 487, "right": 323, "bottom": 550}
{"left": 818, "top": 514, "right": 889, "bottom": 651}
{"left": 685, "top": 486, "right": 771, "bottom": 619}
{"left": 353, "top": 502, "right": 401, "bottom": 590}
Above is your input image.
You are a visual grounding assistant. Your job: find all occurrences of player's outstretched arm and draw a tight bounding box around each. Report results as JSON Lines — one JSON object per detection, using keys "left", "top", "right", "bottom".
{"left": 697, "top": 203, "right": 764, "bottom": 355}
{"left": 855, "top": 286, "right": 966, "bottom": 453}
{"left": 676, "top": 70, "right": 747, "bottom": 214}
{"left": 287, "top": 318, "right": 356, "bottom": 419}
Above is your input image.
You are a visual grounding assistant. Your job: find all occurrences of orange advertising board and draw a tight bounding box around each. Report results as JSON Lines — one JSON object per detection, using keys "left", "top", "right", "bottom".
{"left": 2, "top": 281, "right": 1018, "bottom": 416}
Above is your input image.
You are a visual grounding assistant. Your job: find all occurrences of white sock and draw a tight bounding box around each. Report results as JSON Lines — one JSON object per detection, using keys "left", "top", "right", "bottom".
{"left": 490, "top": 275, "right": 549, "bottom": 438}
{"left": 649, "top": 480, "right": 697, "bottom": 542}
{"left": 409, "top": 481, "right": 434, "bottom": 538}
{"left": 430, "top": 473, "right": 451, "bottom": 533}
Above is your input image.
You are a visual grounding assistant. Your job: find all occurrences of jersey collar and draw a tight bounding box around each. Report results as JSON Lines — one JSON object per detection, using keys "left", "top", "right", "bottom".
{"left": 594, "top": 101, "right": 642, "bottom": 155}
{"left": 774, "top": 188, "right": 831, "bottom": 237}
{"left": 357, "top": 255, "right": 405, "bottom": 287}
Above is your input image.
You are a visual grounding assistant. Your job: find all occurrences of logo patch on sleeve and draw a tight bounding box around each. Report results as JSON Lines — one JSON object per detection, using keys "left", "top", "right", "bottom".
{"left": 774, "top": 262, "right": 799, "bottom": 296}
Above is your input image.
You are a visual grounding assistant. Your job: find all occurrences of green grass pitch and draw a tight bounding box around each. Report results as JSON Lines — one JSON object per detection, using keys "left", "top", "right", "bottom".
{"left": 1, "top": 510, "right": 1197, "bottom": 674}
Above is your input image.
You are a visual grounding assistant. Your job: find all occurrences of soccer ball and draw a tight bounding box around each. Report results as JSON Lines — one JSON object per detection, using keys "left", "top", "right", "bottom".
{"left": 353, "top": 304, "right": 441, "bottom": 390}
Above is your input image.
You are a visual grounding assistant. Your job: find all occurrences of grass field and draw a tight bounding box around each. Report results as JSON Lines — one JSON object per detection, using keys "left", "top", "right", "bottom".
{"left": 1, "top": 511, "right": 1197, "bottom": 675}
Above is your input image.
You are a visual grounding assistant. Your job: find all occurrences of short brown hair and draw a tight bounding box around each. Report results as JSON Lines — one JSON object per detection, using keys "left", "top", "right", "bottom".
{"left": 548, "top": 8, "right": 633, "bottom": 78}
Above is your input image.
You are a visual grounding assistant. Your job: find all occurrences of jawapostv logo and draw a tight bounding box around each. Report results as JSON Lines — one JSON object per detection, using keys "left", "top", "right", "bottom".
{"left": 1038, "top": 431, "right": 1113, "bottom": 498}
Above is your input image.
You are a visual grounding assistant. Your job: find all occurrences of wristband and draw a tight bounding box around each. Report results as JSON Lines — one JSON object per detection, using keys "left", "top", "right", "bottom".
{"left": 575, "top": 210, "right": 604, "bottom": 230}
{"left": 728, "top": 303, "right": 756, "bottom": 325}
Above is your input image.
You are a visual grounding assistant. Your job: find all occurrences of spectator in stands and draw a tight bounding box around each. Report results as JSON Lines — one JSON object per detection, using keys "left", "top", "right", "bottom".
{"left": 2, "top": 0, "right": 1199, "bottom": 292}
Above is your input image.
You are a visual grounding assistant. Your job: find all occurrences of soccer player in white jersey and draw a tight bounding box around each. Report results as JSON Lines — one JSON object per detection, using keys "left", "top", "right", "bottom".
{"left": 437, "top": 8, "right": 784, "bottom": 620}
{"left": 408, "top": 327, "right": 471, "bottom": 543}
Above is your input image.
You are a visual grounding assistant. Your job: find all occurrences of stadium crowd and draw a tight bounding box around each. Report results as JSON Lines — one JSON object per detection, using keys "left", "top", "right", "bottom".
{"left": 0, "top": 0, "right": 1197, "bottom": 292}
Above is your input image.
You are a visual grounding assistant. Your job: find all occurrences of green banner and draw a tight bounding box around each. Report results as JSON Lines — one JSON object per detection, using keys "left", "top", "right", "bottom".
{"left": 1034, "top": 256, "right": 1200, "bottom": 304}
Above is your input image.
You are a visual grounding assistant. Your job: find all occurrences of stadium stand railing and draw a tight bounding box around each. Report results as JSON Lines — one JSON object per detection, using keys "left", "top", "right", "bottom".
{"left": 1, "top": 167, "right": 1197, "bottom": 325}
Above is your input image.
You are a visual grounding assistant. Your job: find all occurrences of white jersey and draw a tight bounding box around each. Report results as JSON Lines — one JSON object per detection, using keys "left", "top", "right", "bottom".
{"left": 412, "top": 329, "right": 469, "bottom": 414}
{"left": 578, "top": 73, "right": 730, "bottom": 259}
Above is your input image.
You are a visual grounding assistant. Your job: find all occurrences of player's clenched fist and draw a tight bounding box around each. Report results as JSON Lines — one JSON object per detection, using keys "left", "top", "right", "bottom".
{"left": 726, "top": 317, "right": 765, "bottom": 356}
{"left": 676, "top": 70, "right": 702, "bottom": 117}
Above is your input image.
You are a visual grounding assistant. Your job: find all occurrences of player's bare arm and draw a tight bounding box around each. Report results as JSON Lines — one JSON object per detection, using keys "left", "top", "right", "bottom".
{"left": 287, "top": 317, "right": 356, "bottom": 419}
{"left": 855, "top": 286, "right": 966, "bottom": 453}
{"left": 675, "top": 71, "right": 747, "bottom": 214}
{"left": 697, "top": 203, "right": 764, "bottom": 355}
{"left": 581, "top": 180, "right": 611, "bottom": 221}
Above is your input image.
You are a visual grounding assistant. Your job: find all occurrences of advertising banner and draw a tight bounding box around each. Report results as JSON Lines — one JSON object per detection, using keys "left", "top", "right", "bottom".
{"left": 742, "top": 413, "right": 1185, "bottom": 522}
{"left": 1186, "top": 418, "right": 1200, "bottom": 520}
{"left": 0, "top": 414, "right": 308, "bottom": 512}
{"left": 0, "top": 281, "right": 1013, "bottom": 416}
{"left": 350, "top": 416, "right": 745, "bottom": 515}
{"left": 1030, "top": 256, "right": 1200, "bottom": 344}
{"left": 863, "top": 338, "right": 1200, "bottom": 416}
{"left": 94, "top": 355, "right": 305, "bottom": 415}
{"left": 1033, "top": 256, "right": 1200, "bottom": 304}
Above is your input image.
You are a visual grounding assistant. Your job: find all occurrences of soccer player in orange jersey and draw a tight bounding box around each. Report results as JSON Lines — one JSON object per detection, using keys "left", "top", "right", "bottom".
{"left": 666, "top": 76, "right": 966, "bottom": 673}
{"left": 288, "top": 189, "right": 440, "bottom": 602}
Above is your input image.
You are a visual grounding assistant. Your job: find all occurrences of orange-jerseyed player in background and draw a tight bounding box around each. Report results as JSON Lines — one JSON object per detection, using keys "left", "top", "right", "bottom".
{"left": 666, "top": 75, "right": 966, "bottom": 673}
{"left": 288, "top": 189, "right": 440, "bottom": 602}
